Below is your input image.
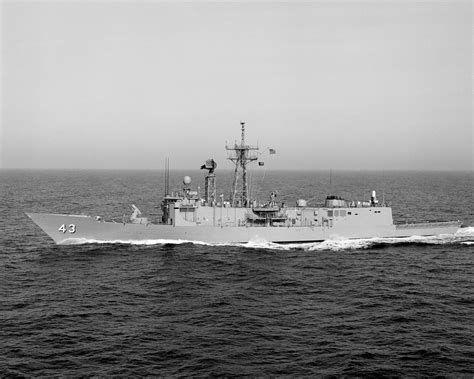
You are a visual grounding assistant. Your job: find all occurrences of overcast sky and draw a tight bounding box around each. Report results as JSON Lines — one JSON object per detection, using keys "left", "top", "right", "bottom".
{"left": 1, "top": 1, "right": 472, "bottom": 170}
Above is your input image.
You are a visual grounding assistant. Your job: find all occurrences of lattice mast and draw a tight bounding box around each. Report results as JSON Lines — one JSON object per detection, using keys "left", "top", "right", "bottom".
{"left": 226, "top": 122, "right": 258, "bottom": 207}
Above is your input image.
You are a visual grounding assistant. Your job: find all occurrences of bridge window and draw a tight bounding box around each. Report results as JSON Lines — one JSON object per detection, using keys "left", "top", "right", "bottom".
{"left": 340, "top": 210, "right": 346, "bottom": 216}
{"left": 327, "top": 210, "right": 333, "bottom": 217}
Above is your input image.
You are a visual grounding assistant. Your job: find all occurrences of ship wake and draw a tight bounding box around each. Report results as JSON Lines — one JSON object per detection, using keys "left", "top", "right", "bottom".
{"left": 284, "top": 226, "right": 474, "bottom": 251}
{"left": 62, "top": 227, "right": 474, "bottom": 251}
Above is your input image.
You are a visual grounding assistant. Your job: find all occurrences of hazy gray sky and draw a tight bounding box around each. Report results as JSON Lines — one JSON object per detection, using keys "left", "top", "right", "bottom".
{"left": 1, "top": 1, "right": 472, "bottom": 170}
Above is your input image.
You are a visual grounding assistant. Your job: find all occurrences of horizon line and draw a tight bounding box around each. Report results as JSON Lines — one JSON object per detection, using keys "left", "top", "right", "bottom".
{"left": 0, "top": 167, "right": 472, "bottom": 172}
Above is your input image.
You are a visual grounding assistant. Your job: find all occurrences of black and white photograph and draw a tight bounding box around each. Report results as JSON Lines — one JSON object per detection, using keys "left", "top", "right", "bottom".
{"left": 1, "top": 0, "right": 472, "bottom": 376}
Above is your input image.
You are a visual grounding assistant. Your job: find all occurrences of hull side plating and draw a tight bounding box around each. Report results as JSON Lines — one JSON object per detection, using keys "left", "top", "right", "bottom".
{"left": 26, "top": 212, "right": 461, "bottom": 245}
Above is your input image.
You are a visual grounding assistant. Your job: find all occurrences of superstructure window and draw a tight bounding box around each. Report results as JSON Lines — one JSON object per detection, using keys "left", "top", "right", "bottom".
{"left": 334, "top": 210, "right": 339, "bottom": 217}
{"left": 340, "top": 210, "right": 346, "bottom": 217}
{"left": 327, "top": 210, "right": 333, "bottom": 217}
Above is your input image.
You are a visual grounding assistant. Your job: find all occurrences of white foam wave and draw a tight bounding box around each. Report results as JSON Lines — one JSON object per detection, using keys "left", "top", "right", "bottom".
{"left": 62, "top": 238, "right": 213, "bottom": 246}
{"left": 454, "top": 226, "right": 474, "bottom": 237}
{"left": 299, "top": 227, "right": 474, "bottom": 252}
{"left": 234, "top": 227, "right": 474, "bottom": 252}
{"left": 61, "top": 226, "right": 473, "bottom": 251}
{"left": 235, "top": 238, "right": 293, "bottom": 251}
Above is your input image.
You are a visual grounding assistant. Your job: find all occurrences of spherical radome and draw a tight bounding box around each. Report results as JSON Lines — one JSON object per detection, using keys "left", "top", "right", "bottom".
{"left": 183, "top": 176, "right": 192, "bottom": 185}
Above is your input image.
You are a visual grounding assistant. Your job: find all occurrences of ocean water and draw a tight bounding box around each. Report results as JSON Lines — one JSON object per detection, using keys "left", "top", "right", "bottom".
{"left": 1, "top": 169, "right": 473, "bottom": 376}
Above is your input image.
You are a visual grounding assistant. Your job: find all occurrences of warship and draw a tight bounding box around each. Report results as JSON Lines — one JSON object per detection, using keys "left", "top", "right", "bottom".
{"left": 27, "top": 122, "right": 461, "bottom": 245}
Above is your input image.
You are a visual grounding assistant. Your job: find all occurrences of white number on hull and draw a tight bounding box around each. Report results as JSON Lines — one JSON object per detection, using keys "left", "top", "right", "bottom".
{"left": 58, "top": 224, "right": 76, "bottom": 233}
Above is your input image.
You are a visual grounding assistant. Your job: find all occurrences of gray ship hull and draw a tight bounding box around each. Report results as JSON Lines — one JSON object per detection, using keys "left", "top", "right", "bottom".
{"left": 26, "top": 213, "right": 462, "bottom": 245}
{"left": 25, "top": 124, "right": 464, "bottom": 246}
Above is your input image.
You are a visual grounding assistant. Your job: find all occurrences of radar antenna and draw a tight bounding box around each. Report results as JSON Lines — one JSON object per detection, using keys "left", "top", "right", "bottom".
{"left": 226, "top": 122, "right": 258, "bottom": 207}
{"left": 200, "top": 159, "right": 217, "bottom": 205}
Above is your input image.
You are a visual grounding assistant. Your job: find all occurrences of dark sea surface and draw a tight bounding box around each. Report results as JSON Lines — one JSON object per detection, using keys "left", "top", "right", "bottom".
{"left": 1, "top": 169, "right": 473, "bottom": 377}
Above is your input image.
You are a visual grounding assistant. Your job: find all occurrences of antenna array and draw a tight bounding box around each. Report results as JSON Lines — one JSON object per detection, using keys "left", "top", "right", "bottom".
{"left": 226, "top": 122, "right": 259, "bottom": 207}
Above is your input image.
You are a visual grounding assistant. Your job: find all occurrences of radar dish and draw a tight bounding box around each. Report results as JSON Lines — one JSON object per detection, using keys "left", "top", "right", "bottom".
{"left": 200, "top": 159, "right": 217, "bottom": 174}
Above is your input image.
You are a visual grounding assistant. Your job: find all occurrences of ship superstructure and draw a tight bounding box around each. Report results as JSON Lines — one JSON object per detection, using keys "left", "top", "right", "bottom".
{"left": 26, "top": 122, "right": 462, "bottom": 245}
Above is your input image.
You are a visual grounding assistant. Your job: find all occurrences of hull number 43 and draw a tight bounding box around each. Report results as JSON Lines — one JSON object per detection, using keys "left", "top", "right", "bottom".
{"left": 59, "top": 224, "right": 76, "bottom": 233}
